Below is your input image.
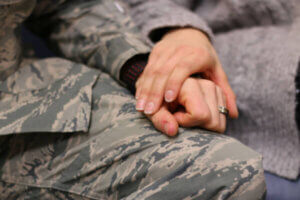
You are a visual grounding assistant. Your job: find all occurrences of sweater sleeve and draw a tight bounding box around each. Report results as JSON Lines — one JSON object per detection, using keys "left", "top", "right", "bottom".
{"left": 126, "top": 0, "right": 214, "bottom": 43}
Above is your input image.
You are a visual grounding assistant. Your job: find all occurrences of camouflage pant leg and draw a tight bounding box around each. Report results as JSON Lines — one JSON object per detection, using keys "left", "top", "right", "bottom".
{"left": 0, "top": 180, "right": 92, "bottom": 200}
{"left": 0, "top": 72, "right": 266, "bottom": 200}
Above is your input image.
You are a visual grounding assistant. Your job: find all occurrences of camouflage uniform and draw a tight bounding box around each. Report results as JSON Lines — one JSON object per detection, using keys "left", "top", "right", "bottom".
{"left": 0, "top": 0, "right": 266, "bottom": 199}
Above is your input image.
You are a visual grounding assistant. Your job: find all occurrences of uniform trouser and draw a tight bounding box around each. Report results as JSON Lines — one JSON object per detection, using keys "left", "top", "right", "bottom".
{"left": 0, "top": 65, "right": 266, "bottom": 200}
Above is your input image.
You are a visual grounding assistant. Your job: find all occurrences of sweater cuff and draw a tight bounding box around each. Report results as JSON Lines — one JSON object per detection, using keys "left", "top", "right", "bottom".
{"left": 120, "top": 54, "right": 148, "bottom": 93}
{"left": 130, "top": 0, "right": 214, "bottom": 43}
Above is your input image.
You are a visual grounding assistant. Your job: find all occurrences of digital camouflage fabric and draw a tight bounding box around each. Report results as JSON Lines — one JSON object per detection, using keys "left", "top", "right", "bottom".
{"left": 0, "top": 0, "right": 266, "bottom": 199}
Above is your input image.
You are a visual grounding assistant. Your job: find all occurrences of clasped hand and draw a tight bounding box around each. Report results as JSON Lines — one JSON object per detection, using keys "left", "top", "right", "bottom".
{"left": 135, "top": 28, "right": 238, "bottom": 136}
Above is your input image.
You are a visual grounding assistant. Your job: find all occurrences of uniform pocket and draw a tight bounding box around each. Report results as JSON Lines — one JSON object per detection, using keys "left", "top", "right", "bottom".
{"left": 0, "top": 58, "right": 100, "bottom": 135}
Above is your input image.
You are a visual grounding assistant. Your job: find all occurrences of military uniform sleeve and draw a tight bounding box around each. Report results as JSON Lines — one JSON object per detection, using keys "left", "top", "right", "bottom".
{"left": 126, "top": 0, "right": 214, "bottom": 43}
{"left": 27, "top": 0, "right": 151, "bottom": 83}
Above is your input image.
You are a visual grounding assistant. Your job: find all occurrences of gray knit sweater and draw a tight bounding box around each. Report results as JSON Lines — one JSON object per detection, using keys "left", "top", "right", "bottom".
{"left": 126, "top": 0, "right": 300, "bottom": 180}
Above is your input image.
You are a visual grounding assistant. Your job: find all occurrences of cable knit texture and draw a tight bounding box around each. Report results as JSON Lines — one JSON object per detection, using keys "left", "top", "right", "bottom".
{"left": 127, "top": 0, "right": 214, "bottom": 43}
{"left": 127, "top": 0, "right": 300, "bottom": 179}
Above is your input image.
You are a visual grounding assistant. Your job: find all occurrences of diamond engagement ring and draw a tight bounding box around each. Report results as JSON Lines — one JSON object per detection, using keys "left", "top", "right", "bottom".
{"left": 218, "top": 106, "right": 229, "bottom": 116}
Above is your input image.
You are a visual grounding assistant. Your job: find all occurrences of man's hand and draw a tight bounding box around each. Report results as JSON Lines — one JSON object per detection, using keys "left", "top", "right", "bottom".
{"left": 135, "top": 28, "right": 238, "bottom": 118}
{"left": 147, "top": 78, "right": 227, "bottom": 136}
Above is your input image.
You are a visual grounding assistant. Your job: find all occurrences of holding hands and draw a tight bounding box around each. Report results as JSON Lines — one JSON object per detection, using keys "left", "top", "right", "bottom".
{"left": 135, "top": 28, "right": 238, "bottom": 136}
{"left": 147, "top": 78, "right": 228, "bottom": 136}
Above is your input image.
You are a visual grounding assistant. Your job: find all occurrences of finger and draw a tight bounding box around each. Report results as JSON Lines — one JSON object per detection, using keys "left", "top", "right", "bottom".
{"left": 200, "top": 79, "right": 222, "bottom": 132}
{"left": 143, "top": 76, "right": 168, "bottom": 115}
{"left": 135, "top": 86, "right": 141, "bottom": 100}
{"left": 136, "top": 45, "right": 173, "bottom": 110}
{"left": 164, "top": 48, "right": 214, "bottom": 103}
{"left": 136, "top": 76, "right": 154, "bottom": 111}
{"left": 144, "top": 52, "right": 183, "bottom": 115}
{"left": 135, "top": 44, "right": 161, "bottom": 100}
{"left": 135, "top": 77, "right": 143, "bottom": 99}
{"left": 208, "top": 64, "right": 238, "bottom": 118}
{"left": 216, "top": 86, "right": 227, "bottom": 133}
{"left": 174, "top": 79, "right": 211, "bottom": 127}
{"left": 147, "top": 104, "right": 179, "bottom": 137}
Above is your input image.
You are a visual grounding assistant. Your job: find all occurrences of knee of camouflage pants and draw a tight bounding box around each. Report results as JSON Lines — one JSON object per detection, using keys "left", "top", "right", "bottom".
{"left": 120, "top": 132, "right": 266, "bottom": 200}
{"left": 0, "top": 131, "right": 265, "bottom": 200}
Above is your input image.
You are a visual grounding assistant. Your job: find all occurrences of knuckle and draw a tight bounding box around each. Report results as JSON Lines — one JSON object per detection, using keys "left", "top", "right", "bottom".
{"left": 190, "top": 54, "right": 202, "bottom": 64}
{"left": 178, "top": 45, "right": 211, "bottom": 63}
{"left": 156, "top": 68, "right": 167, "bottom": 77}
{"left": 151, "top": 116, "right": 160, "bottom": 128}
{"left": 200, "top": 48, "right": 210, "bottom": 60}
{"left": 209, "top": 120, "right": 220, "bottom": 130}
{"left": 148, "top": 64, "right": 174, "bottom": 79}
{"left": 194, "top": 109, "right": 211, "bottom": 122}
{"left": 202, "top": 79, "right": 216, "bottom": 90}
{"left": 149, "top": 70, "right": 158, "bottom": 77}
{"left": 162, "top": 63, "right": 174, "bottom": 73}
{"left": 176, "top": 63, "right": 191, "bottom": 75}
{"left": 144, "top": 68, "right": 157, "bottom": 77}
{"left": 190, "top": 46, "right": 207, "bottom": 58}
{"left": 191, "top": 47, "right": 205, "bottom": 56}
{"left": 153, "top": 43, "right": 164, "bottom": 54}
{"left": 148, "top": 91, "right": 161, "bottom": 101}
{"left": 150, "top": 69, "right": 166, "bottom": 78}
{"left": 179, "top": 45, "right": 202, "bottom": 54}
{"left": 140, "top": 88, "right": 150, "bottom": 97}
{"left": 185, "top": 77, "right": 195, "bottom": 85}
{"left": 194, "top": 46, "right": 206, "bottom": 54}
{"left": 167, "top": 75, "right": 179, "bottom": 85}
{"left": 197, "top": 47, "right": 210, "bottom": 58}
{"left": 177, "top": 44, "right": 192, "bottom": 53}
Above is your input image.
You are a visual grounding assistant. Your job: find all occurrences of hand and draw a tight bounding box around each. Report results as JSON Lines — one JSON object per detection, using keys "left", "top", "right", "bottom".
{"left": 147, "top": 78, "right": 227, "bottom": 136}
{"left": 135, "top": 28, "right": 238, "bottom": 118}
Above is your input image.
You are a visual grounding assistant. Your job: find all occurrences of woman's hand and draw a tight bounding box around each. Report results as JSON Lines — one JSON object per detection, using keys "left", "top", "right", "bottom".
{"left": 147, "top": 78, "right": 227, "bottom": 136}
{"left": 135, "top": 28, "right": 238, "bottom": 118}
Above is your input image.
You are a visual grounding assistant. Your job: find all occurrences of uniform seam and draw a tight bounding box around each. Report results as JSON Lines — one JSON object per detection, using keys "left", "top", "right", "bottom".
{"left": 0, "top": 177, "right": 105, "bottom": 200}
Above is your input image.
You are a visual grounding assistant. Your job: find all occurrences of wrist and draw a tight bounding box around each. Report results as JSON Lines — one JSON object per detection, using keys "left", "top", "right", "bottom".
{"left": 163, "top": 27, "right": 210, "bottom": 42}
{"left": 120, "top": 54, "right": 148, "bottom": 93}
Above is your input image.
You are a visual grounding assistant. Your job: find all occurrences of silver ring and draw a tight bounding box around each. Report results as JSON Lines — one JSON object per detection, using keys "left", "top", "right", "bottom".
{"left": 218, "top": 106, "right": 229, "bottom": 116}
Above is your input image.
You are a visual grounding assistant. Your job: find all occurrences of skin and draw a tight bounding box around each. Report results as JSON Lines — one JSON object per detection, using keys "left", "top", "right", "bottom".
{"left": 146, "top": 77, "right": 227, "bottom": 136}
{"left": 135, "top": 28, "right": 238, "bottom": 119}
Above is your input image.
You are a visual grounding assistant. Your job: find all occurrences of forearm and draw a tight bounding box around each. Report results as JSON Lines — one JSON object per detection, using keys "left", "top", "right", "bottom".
{"left": 28, "top": 0, "right": 151, "bottom": 83}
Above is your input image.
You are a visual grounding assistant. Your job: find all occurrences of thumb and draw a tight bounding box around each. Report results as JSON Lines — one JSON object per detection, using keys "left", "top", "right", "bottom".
{"left": 147, "top": 104, "right": 179, "bottom": 137}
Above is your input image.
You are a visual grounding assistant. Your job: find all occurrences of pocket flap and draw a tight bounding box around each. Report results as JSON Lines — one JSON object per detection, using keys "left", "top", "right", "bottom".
{"left": 0, "top": 58, "right": 99, "bottom": 135}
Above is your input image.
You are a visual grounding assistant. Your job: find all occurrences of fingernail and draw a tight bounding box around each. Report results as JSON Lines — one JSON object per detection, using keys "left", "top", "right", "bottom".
{"left": 136, "top": 99, "right": 146, "bottom": 110}
{"left": 165, "top": 90, "right": 174, "bottom": 102}
{"left": 144, "top": 102, "right": 155, "bottom": 114}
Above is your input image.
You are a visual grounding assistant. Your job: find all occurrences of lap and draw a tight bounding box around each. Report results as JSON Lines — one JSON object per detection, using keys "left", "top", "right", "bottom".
{"left": 0, "top": 59, "right": 265, "bottom": 199}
